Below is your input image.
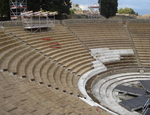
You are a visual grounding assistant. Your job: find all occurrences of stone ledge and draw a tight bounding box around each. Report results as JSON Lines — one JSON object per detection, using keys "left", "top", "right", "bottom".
{"left": 0, "top": 20, "right": 60, "bottom": 27}
{"left": 62, "top": 19, "right": 123, "bottom": 26}
{"left": 126, "top": 19, "right": 150, "bottom": 23}
{"left": 0, "top": 21, "right": 22, "bottom": 27}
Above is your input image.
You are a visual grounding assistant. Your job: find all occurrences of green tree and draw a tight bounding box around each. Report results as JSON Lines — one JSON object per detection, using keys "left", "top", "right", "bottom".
{"left": 0, "top": 0, "right": 10, "bottom": 18}
{"left": 41, "top": 0, "right": 71, "bottom": 17}
{"left": 70, "top": 9, "right": 75, "bottom": 15}
{"left": 118, "top": 7, "right": 137, "bottom": 15}
{"left": 135, "top": 12, "right": 138, "bottom": 16}
{"left": 75, "top": 4, "right": 79, "bottom": 7}
{"left": 98, "top": 0, "right": 118, "bottom": 18}
{"left": 28, "top": 0, "right": 71, "bottom": 19}
{"left": 54, "top": 0, "right": 71, "bottom": 15}
{"left": 118, "top": 8, "right": 123, "bottom": 14}
{"left": 0, "top": 0, "right": 71, "bottom": 20}
{"left": 27, "top": 0, "right": 40, "bottom": 12}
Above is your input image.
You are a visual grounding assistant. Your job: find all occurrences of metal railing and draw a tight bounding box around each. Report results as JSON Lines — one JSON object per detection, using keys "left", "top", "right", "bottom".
{"left": 142, "top": 99, "right": 150, "bottom": 115}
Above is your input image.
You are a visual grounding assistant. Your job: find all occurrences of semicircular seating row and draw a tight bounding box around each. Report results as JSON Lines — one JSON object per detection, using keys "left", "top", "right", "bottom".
{"left": 127, "top": 23, "right": 150, "bottom": 67}
{"left": 66, "top": 23, "right": 138, "bottom": 69}
{"left": 92, "top": 70, "right": 150, "bottom": 115}
{"left": 0, "top": 24, "right": 96, "bottom": 95}
{"left": 0, "top": 25, "right": 110, "bottom": 114}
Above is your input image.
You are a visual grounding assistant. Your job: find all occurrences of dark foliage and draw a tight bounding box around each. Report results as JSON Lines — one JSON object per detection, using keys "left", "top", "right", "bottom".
{"left": 0, "top": 0, "right": 71, "bottom": 20}
{"left": 27, "top": 0, "right": 41, "bottom": 12}
{"left": 28, "top": 0, "right": 71, "bottom": 19}
{"left": 98, "top": 0, "right": 118, "bottom": 18}
{"left": 0, "top": 0, "right": 10, "bottom": 19}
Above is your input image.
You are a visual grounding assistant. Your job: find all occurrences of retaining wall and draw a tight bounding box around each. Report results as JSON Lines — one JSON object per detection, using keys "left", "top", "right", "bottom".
{"left": 62, "top": 19, "right": 123, "bottom": 26}
{"left": 1, "top": 19, "right": 150, "bottom": 27}
{"left": 126, "top": 19, "right": 150, "bottom": 23}
{"left": 0, "top": 20, "right": 60, "bottom": 27}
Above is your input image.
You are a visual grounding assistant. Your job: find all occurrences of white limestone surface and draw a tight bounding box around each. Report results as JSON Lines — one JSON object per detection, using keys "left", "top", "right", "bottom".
{"left": 78, "top": 66, "right": 119, "bottom": 115}
{"left": 90, "top": 48, "right": 134, "bottom": 64}
{"left": 77, "top": 48, "right": 135, "bottom": 115}
{"left": 92, "top": 72, "right": 150, "bottom": 115}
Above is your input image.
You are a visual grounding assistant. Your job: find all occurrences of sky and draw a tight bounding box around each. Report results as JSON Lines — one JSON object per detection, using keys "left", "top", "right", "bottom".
{"left": 71, "top": 0, "right": 150, "bottom": 15}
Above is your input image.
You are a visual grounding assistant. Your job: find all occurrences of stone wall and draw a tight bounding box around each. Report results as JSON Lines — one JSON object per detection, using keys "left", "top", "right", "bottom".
{"left": 55, "top": 20, "right": 60, "bottom": 24}
{"left": 110, "top": 15, "right": 136, "bottom": 21}
{"left": 0, "top": 20, "right": 60, "bottom": 27}
{"left": 1, "top": 19, "right": 150, "bottom": 27}
{"left": 62, "top": 19, "right": 123, "bottom": 26}
{"left": 126, "top": 19, "right": 150, "bottom": 23}
{"left": 67, "top": 14, "right": 137, "bottom": 20}
{"left": 67, "top": 14, "right": 88, "bottom": 19}
{"left": 0, "top": 21, "right": 22, "bottom": 27}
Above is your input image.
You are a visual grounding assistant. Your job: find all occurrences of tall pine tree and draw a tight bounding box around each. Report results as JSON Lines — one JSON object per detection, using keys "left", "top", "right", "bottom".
{"left": 98, "top": 0, "right": 118, "bottom": 18}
